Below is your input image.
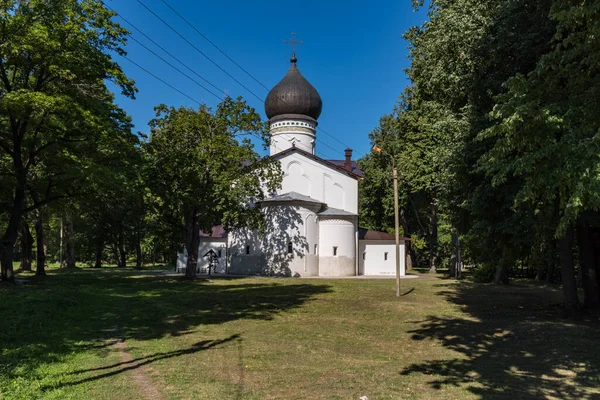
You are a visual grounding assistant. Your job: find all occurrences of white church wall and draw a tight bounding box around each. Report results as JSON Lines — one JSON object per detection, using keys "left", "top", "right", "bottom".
{"left": 270, "top": 118, "right": 317, "bottom": 155}
{"left": 318, "top": 216, "right": 356, "bottom": 276}
{"left": 303, "top": 212, "right": 320, "bottom": 276}
{"left": 228, "top": 203, "right": 320, "bottom": 277}
{"left": 281, "top": 160, "right": 312, "bottom": 196}
{"left": 176, "top": 238, "right": 227, "bottom": 274}
{"left": 358, "top": 240, "right": 406, "bottom": 276}
{"left": 228, "top": 227, "right": 264, "bottom": 275}
{"left": 197, "top": 238, "right": 228, "bottom": 274}
{"left": 277, "top": 152, "right": 359, "bottom": 214}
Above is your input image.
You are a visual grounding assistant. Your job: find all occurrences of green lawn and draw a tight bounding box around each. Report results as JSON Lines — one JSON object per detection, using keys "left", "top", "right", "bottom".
{"left": 1, "top": 269, "right": 598, "bottom": 399}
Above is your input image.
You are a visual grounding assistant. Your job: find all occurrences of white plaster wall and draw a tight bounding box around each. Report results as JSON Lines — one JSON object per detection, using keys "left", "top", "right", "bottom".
{"left": 359, "top": 240, "right": 406, "bottom": 276}
{"left": 271, "top": 132, "right": 315, "bottom": 154}
{"left": 319, "top": 217, "right": 356, "bottom": 276}
{"left": 228, "top": 203, "right": 320, "bottom": 277}
{"left": 197, "top": 238, "right": 228, "bottom": 273}
{"left": 228, "top": 227, "right": 264, "bottom": 275}
{"left": 303, "top": 212, "right": 319, "bottom": 276}
{"left": 176, "top": 238, "right": 228, "bottom": 274}
{"left": 277, "top": 152, "right": 359, "bottom": 214}
{"left": 270, "top": 118, "right": 316, "bottom": 155}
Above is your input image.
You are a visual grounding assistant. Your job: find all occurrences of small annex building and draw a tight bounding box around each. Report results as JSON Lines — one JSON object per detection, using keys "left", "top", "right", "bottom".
{"left": 177, "top": 53, "right": 409, "bottom": 277}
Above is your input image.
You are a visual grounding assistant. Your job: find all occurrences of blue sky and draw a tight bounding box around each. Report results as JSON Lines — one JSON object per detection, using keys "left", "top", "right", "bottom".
{"left": 107, "top": 0, "right": 429, "bottom": 160}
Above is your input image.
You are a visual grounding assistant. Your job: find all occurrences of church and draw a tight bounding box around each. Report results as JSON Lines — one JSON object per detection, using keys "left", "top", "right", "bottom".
{"left": 177, "top": 54, "right": 408, "bottom": 277}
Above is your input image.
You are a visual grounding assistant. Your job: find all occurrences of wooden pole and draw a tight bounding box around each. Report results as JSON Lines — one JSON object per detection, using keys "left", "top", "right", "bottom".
{"left": 393, "top": 166, "right": 401, "bottom": 297}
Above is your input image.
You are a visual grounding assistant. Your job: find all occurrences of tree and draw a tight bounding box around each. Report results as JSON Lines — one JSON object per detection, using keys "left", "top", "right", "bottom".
{"left": 0, "top": 0, "right": 135, "bottom": 281}
{"left": 146, "top": 97, "right": 281, "bottom": 278}
{"left": 481, "top": 0, "right": 600, "bottom": 311}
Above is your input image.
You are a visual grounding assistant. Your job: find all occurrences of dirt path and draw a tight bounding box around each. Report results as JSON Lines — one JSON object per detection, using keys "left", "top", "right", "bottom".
{"left": 103, "top": 320, "right": 165, "bottom": 400}
{"left": 113, "top": 336, "right": 165, "bottom": 400}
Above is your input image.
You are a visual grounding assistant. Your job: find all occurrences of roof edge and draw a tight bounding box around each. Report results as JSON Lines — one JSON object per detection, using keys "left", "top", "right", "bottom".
{"left": 271, "top": 146, "right": 363, "bottom": 180}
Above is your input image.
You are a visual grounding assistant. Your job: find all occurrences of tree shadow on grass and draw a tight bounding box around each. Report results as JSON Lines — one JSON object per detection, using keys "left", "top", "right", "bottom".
{"left": 401, "top": 280, "right": 600, "bottom": 399}
{"left": 0, "top": 270, "right": 331, "bottom": 394}
{"left": 54, "top": 334, "right": 240, "bottom": 390}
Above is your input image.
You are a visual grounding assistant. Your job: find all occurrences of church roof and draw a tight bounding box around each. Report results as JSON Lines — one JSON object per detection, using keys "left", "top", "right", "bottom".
{"left": 265, "top": 57, "right": 323, "bottom": 121}
{"left": 199, "top": 225, "right": 228, "bottom": 238}
{"left": 358, "top": 228, "right": 411, "bottom": 241}
{"left": 260, "top": 191, "right": 324, "bottom": 205}
{"left": 318, "top": 207, "right": 357, "bottom": 216}
{"left": 325, "top": 160, "right": 364, "bottom": 178}
{"left": 272, "top": 146, "right": 364, "bottom": 180}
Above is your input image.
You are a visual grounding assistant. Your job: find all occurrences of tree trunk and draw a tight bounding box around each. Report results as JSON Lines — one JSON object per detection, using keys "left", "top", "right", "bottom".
{"left": 19, "top": 222, "right": 34, "bottom": 272}
{"left": 112, "top": 243, "right": 121, "bottom": 267}
{"left": 34, "top": 207, "right": 47, "bottom": 276}
{"left": 558, "top": 227, "right": 579, "bottom": 314}
{"left": 1, "top": 185, "right": 25, "bottom": 282}
{"left": 428, "top": 201, "right": 438, "bottom": 273}
{"left": 400, "top": 208, "right": 414, "bottom": 270}
{"left": 494, "top": 244, "right": 510, "bottom": 284}
{"left": 185, "top": 206, "right": 200, "bottom": 278}
{"left": 546, "top": 260, "right": 555, "bottom": 283}
{"left": 535, "top": 242, "right": 545, "bottom": 281}
{"left": 135, "top": 232, "right": 142, "bottom": 269}
{"left": 576, "top": 220, "right": 600, "bottom": 309}
{"left": 64, "top": 216, "right": 76, "bottom": 268}
{"left": 118, "top": 228, "right": 126, "bottom": 268}
{"left": 494, "top": 263, "right": 509, "bottom": 284}
{"left": 94, "top": 240, "right": 103, "bottom": 268}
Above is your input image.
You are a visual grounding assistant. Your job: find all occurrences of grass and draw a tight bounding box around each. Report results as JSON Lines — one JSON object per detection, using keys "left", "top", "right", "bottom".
{"left": 1, "top": 269, "right": 599, "bottom": 399}
{"left": 12, "top": 261, "right": 174, "bottom": 272}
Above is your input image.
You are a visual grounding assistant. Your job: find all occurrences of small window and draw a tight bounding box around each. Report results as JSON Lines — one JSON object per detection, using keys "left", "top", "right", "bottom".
{"left": 314, "top": 244, "right": 318, "bottom": 255}
{"left": 245, "top": 245, "right": 250, "bottom": 255}
{"left": 384, "top": 252, "right": 388, "bottom": 261}
{"left": 287, "top": 242, "right": 293, "bottom": 254}
{"left": 218, "top": 249, "right": 222, "bottom": 258}
{"left": 362, "top": 252, "right": 366, "bottom": 260}
{"left": 333, "top": 246, "right": 338, "bottom": 256}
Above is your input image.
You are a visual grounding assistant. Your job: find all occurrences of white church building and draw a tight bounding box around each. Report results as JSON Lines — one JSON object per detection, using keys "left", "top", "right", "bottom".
{"left": 177, "top": 54, "right": 408, "bottom": 277}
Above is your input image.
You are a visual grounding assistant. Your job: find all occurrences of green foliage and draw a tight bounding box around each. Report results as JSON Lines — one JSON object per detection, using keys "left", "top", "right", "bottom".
{"left": 481, "top": 0, "right": 600, "bottom": 233}
{"left": 146, "top": 97, "right": 282, "bottom": 270}
{"left": 0, "top": 0, "right": 136, "bottom": 277}
{"left": 360, "top": 0, "right": 577, "bottom": 281}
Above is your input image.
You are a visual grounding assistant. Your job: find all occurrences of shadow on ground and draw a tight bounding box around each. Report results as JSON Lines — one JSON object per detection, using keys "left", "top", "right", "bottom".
{"left": 0, "top": 269, "right": 330, "bottom": 393}
{"left": 401, "top": 280, "right": 600, "bottom": 399}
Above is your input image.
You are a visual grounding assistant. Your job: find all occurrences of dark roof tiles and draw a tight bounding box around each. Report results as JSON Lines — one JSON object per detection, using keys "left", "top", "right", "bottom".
{"left": 325, "top": 160, "right": 364, "bottom": 178}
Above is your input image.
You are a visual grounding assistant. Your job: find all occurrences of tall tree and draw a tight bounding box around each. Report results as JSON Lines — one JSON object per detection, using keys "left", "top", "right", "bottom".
{"left": 147, "top": 97, "right": 282, "bottom": 278}
{"left": 0, "top": 0, "right": 135, "bottom": 281}
{"left": 481, "top": 0, "right": 600, "bottom": 310}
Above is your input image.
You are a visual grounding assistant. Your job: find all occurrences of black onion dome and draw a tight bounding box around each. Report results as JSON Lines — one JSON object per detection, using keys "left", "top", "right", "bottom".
{"left": 265, "top": 58, "right": 322, "bottom": 120}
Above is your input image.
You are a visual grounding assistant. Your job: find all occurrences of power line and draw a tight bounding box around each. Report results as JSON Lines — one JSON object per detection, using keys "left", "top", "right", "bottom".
{"left": 128, "top": 35, "right": 224, "bottom": 101}
{"left": 129, "top": 0, "right": 342, "bottom": 159}
{"left": 119, "top": 55, "right": 339, "bottom": 160}
{"left": 159, "top": 0, "right": 271, "bottom": 93}
{"left": 106, "top": 1, "right": 343, "bottom": 160}
{"left": 135, "top": 0, "right": 264, "bottom": 103}
{"left": 121, "top": 56, "right": 203, "bottom": 105}
{"left": 155, "top": 0, "right": 367, "bottom": 158}
{"left": 105, "top": 4, "right": 224, "bottom": 100}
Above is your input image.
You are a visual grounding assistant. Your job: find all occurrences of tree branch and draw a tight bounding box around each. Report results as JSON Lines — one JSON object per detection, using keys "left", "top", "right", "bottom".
{"left": 0, "top": 137, "right": 13, "bottom": 156}
{"left": 0, "top": 62, "right": 12, "bottom": 92}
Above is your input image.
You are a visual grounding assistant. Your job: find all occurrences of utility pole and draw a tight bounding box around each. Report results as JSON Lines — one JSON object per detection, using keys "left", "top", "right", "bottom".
{"left": 373, "top": 145, "right": 401, "bottom": 297}
{"left": 393, "top": 166, "right": 401, "bottom": 297}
